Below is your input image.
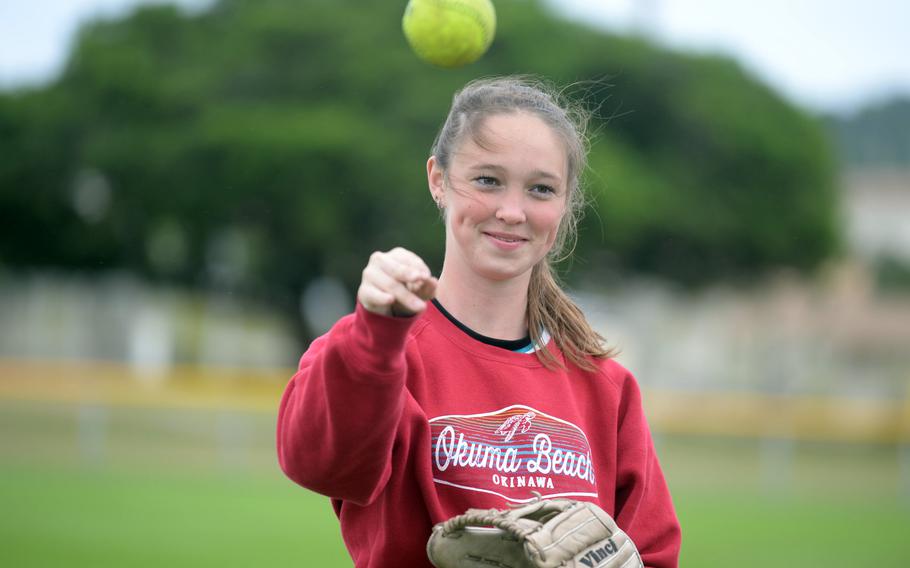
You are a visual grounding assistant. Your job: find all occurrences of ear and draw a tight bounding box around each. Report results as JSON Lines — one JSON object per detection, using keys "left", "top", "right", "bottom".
{"left": 427, "top": 155, "right": 445, "bottom": 208}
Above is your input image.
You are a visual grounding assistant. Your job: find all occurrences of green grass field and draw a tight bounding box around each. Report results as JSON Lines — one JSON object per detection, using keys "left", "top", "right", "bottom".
{"left": 0, "top": 465, "right": 345, "bottom": 567}
{"left": 1, "top": 400, "right": 908, "bottom": 567}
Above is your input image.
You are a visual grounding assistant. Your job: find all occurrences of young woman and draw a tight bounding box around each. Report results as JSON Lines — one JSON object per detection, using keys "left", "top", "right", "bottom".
{"left": 277, "top": 76, "right": 681, "bottom": 567}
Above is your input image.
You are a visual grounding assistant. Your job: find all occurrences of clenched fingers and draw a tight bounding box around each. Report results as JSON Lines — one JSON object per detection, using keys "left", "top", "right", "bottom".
{"left": 357, "top": 248, "right": 436, "bottom": 316}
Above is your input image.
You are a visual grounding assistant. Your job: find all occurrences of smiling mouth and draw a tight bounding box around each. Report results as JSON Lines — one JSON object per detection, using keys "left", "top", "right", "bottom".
{"left": 484, "top": 232, "right": 527, "bottom": 243}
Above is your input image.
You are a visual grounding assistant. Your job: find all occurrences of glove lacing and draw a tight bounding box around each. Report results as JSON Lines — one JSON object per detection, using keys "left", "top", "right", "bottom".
{"left": 435, "top": 492, "right": 556, "bottom": 562}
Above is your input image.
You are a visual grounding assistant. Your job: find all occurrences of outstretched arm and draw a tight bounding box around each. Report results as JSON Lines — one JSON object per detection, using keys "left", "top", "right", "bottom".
{"left": 276, "top": 247, "right": 436, "bottom": 505}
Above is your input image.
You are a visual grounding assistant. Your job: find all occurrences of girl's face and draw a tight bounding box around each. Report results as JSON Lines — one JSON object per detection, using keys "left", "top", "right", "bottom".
{"left": 428, "top": 112, "right": 569, "bottom": 283}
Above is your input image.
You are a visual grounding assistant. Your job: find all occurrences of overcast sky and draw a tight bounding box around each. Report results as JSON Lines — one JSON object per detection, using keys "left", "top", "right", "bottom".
{"left": 1, "top": 0, "right": 908, "bottom": 114}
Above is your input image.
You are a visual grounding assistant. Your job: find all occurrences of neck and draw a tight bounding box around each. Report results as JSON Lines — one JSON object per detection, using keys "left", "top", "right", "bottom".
{"left": 434, "top": 265, "right": 531, "bottom": 341}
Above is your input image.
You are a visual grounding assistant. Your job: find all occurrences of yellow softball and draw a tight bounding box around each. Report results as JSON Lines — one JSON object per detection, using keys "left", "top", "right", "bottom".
{"left": 402, "top": 0, "right": 497, "bottom": 68}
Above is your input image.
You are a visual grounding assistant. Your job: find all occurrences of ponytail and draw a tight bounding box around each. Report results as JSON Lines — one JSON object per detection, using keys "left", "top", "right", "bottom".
{"left": 527, "top": 262, "right": 616, "bottom": 371}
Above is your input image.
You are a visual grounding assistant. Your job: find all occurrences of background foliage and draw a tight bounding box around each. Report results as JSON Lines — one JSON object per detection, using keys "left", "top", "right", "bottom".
{"left": 0, "top": 0, "right": 840, "bottom": 338}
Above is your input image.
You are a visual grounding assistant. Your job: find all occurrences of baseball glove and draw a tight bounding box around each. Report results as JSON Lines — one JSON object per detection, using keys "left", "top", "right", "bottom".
{"left": 426, "top": 496, "right": 643, "bottom": 568}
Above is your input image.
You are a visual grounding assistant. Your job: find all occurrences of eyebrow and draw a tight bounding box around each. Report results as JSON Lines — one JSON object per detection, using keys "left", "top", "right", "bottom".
{"left": 468, "top": 163, "right": 563, "bottom": 182}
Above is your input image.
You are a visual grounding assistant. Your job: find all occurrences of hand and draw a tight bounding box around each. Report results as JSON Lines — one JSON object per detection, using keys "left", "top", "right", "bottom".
{"left": 357, "top": 247, "right": 437, "bottom": 317}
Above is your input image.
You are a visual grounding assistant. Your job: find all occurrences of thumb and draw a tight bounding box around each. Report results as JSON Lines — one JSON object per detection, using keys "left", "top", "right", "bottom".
{"left": 410, "top": 276, "right": 437, "bottom": 301}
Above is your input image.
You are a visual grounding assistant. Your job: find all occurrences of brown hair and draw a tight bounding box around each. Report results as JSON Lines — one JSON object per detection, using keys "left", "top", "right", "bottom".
{"left": 431, "top": 76, "right": 616, "bottom": 370}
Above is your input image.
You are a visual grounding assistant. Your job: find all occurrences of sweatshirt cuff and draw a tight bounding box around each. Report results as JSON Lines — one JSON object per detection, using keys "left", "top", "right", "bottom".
{"left": 347, "top": 301, "right": 418, "bottom": 375}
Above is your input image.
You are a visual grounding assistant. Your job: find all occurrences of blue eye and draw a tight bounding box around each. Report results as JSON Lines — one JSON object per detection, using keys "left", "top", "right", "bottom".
{"left": 474, "top": 176, "right": 499, "bottom": 187}
{"left": 530, "top": 184, "right": 556, "bottom": 197}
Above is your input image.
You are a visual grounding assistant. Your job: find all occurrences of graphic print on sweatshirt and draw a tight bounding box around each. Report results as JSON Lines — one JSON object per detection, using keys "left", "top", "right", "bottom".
{"left": 429, "top": 405, "right": 599, "bottom": 503}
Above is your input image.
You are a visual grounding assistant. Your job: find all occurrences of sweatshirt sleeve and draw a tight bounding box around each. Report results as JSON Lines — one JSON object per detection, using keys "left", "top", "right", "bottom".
{"left": 276, "top": 302, "right": 417, "bottom": 506}
{"left": 614, "top": 372, "right": 682, "bottom": 568}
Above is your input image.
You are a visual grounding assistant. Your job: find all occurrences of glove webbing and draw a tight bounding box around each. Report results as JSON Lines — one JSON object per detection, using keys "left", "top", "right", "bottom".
{"left": 437, "top": 502, "right": 592, "bottom": 564}
{"left": 438, "top": 509, "right": 536, "bottom": 540}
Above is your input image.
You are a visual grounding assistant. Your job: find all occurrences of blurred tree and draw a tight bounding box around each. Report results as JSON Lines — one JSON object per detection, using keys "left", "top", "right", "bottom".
{"left": 0, "top": 0, "right": 840, "bottom": 338}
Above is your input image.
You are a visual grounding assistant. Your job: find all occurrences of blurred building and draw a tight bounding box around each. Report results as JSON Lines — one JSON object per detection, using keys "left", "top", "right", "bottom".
{"left": 0, "top": 272, "right": 299, "bottom": 371}
{"left": 844, "top": 169, "right": 910, "bottom": 262}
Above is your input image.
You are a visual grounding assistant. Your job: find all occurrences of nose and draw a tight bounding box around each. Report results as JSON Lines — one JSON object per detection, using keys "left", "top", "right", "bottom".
{"left": 494, "top": 188, "right": 527, "bottom": 225}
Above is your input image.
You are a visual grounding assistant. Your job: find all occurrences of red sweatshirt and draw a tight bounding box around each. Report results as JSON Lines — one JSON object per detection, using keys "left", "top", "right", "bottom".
{"left": 277, "top": 302, "right": 681, "bottom": 567}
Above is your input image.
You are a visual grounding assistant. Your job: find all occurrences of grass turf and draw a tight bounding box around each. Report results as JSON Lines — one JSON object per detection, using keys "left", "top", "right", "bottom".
{"left": 1, "top": 400, "right": 908, "bottom": 567}
{"left": 676, "top": 489, "right": 910, "bottom": 566}
{"left": 2, "top": 464, "right": 909, "bottom": 567}
{"left": 0, "top": 465, "right": 347, "bottom": 568}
